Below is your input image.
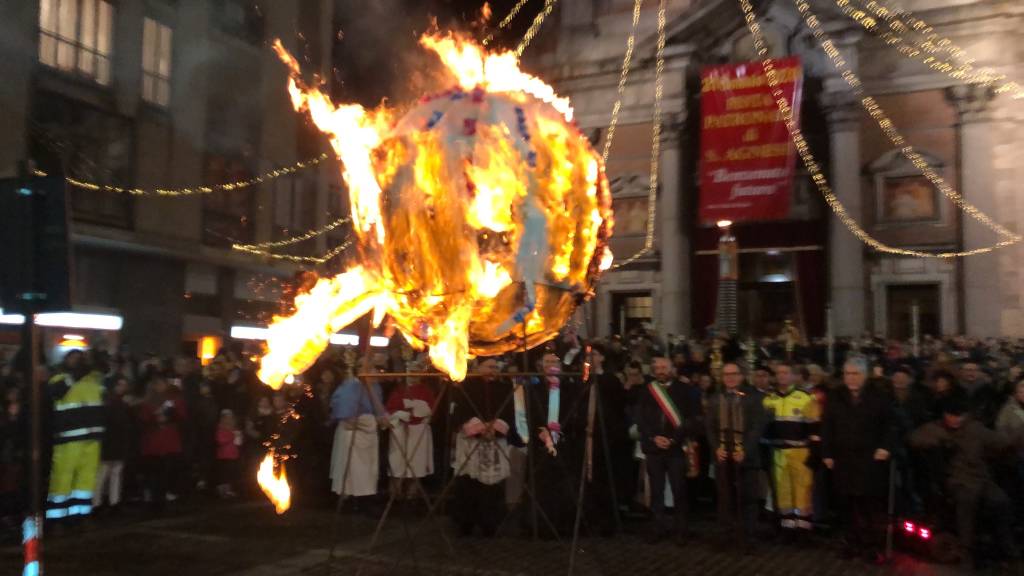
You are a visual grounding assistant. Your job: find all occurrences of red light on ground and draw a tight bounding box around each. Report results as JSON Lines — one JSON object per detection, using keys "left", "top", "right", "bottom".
{"left": 904, "top": 521, "right": 915, "bottom": 533}
{"left": 919, "top": 528, "right": 931, "bottom": 540}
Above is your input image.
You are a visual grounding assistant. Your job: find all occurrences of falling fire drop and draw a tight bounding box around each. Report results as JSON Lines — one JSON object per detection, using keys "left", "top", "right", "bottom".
{"left": 257, "top": 452, "right": 291, "bottom": 514}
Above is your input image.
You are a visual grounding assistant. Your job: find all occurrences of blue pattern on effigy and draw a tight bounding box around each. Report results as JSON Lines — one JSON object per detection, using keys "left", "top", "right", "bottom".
{"left": 425, "top": 110, "right": 445, "bottom": 129}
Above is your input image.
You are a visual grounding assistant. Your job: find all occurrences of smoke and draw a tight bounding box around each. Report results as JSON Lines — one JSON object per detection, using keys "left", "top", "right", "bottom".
{"left": 330, "top": 0, "right": 492, "bottom": 109}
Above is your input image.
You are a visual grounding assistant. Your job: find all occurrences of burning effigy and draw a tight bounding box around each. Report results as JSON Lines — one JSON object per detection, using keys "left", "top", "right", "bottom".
{"left": 257, "top": 33, "right": 613, "bottom": 391}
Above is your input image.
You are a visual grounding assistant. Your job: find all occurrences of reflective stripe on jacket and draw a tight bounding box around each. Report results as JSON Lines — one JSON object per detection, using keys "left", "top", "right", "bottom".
{"left": 763, "top": 388, "right": 819, "bottom": 448}
{"left": 50, "top": 372, "right": 106, "bottom": 444}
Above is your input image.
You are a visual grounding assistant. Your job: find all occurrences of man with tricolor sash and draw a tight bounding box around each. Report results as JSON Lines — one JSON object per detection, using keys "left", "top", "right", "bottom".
{"left": 637, "top": 357, "right": 702, "bottom": 543}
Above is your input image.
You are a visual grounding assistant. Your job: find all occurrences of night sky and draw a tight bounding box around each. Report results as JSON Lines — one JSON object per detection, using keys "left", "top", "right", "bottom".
{"left": 329, "top": 0, "right": 545, "bottom": 105}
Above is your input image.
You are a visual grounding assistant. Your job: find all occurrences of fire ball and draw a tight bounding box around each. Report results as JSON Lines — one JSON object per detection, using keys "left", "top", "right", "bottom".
{"left": 258, "top": 35, "right": 614, "bottom": 387}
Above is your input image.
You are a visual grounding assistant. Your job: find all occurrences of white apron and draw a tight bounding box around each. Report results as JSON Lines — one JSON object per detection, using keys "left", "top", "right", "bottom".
{"left": 388, "top": 422, "right": 434, "bottom": 479}
{"left": 453, "top": 433, "right": 510, "bottom": 486}
{"left": 330, "top": 414, "right": 379, "bottom": 496}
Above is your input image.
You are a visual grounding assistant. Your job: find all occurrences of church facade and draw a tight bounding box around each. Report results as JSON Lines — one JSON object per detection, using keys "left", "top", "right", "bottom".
{"left": 529, "top": 0, "right": 1024, "bottom": 340}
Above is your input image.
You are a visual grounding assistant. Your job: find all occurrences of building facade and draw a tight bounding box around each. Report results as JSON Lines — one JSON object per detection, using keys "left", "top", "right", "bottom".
{"left": 0, "top": 0, "right": 346, "bottom": 358}
{"left": 531, "top": 0, "right": 1024, "bottom": 340}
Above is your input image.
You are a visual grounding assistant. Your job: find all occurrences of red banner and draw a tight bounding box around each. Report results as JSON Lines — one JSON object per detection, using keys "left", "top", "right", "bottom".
{"left": 698, "top": 57, "right": 803, "bottom": 224}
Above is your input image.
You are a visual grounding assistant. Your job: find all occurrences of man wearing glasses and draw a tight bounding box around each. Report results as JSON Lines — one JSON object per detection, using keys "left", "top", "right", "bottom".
{"left": 706, "top": 362, "right": 768, "bottom": 552}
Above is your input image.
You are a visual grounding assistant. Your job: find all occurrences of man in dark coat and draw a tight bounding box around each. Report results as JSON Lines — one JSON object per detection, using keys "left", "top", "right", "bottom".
{"left": 580, "top": 346, "right": 632, "bottom": 535}
{"left": 637, "top": 356, "right": 702, "bottom": 543}
{"left": 451, "top": 358, "right": 515, "bottom": 537}
{"left": 821, "top": 357, "right": 896, "bottom": 563}
{"left": 706, "top": 362, "right": 767, "bottom": 549}
{"left": 522, "top": 352, "right": 584, "bottom": 539}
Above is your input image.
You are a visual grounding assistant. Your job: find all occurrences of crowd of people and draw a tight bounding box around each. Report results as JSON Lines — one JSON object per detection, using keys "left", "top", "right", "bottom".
{"left": 0, "top": 348, "right": 314, "bottom": 535}
{"left": 2, "top": 329, "right": 1024, "bottom": 571}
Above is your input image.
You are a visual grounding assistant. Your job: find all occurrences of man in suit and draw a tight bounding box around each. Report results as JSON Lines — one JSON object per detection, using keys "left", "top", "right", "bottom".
{"left": 706, "top": 362, "right": 767, "bottom": 550}
{"left": 637, "top": 356, "right": 702, "bottom": 543}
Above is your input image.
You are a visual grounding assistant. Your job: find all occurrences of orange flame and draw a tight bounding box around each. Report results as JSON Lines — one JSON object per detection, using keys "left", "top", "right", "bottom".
{"left": 258, "top": 266, "right": 383, "bottom": 388}
{"left": 259, "top": 34, "right": 613, "bottom": 390}
{"left": 257, "top": 452, "right": 291, "bottom": 514}
{"left": 419, "top": 32, "right": 573, "bottom": 121}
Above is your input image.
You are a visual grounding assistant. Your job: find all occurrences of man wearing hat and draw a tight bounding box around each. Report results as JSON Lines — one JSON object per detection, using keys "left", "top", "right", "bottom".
{"left": 889, "top": 364, "right": 932, "bottom": 516}
{"left": 910, "top": 390, "right": 1024, "bottom": 567}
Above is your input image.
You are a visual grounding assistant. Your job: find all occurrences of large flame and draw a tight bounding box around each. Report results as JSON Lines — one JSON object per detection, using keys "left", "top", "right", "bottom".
{"left": 259, "top": 34, "right": 613, "bottom": 390}
{"left": 257, "top": 452, "right": 291, "bottom": 514}
{"left": 419, "top": 33, "right": 573, "bottom": 121}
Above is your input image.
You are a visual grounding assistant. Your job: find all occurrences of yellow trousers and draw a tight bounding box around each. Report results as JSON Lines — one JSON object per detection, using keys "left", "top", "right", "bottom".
{"left": 771, "top": 447, "right": 813, "bottom": 527}
{"left": 47, "top": 440, "right": 100, "bottom": 519}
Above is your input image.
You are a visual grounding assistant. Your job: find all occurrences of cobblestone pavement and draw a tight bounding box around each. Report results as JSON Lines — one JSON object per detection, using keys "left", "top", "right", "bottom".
{"left": 0, "top": 501, "right": 993, "bottom": 575}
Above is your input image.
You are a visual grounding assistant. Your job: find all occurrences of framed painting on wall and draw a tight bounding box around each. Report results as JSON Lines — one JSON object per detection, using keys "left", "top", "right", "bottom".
{"left": 879, "top": 175, "right": 939, "bottom": 223}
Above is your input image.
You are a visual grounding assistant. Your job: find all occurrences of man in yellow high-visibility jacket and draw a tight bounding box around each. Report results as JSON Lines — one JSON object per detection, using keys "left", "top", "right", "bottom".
{"left": 763, "top": 360, "right": 820, "bottom": 536}
{"left": 46, "top": 350, "right": 105, "bottom": 522}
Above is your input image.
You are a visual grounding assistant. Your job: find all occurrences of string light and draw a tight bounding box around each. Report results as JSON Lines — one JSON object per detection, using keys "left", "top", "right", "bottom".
{"left": 610, "top": 0, "right": 666, "bottom": 269}
{"left": 32, "top": 152, "right": 329, "bottom": 196}
{"left": 483, "top": 0, "right": 532, "bottom": 46}
{"left": 836, "top": 0, "right": 1024, "bottom": 100}
{"left": 738, "top": 0, "right": 1020, "bottom": 258}
{"left": 515, "top": 0, "right": 558, "bottom": 57}
{"left": 601, "top": 0, "right": 645, "bottom": 164}
{"left": 231, "top": 215, "right": 350, "bottom": 251}
{"left": 232, "top": 238, "right": 353, "bottom": 264}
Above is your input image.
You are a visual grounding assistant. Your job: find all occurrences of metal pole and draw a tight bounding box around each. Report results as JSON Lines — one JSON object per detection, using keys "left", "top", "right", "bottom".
{"left": 911, "top": 301, "right": 920, "bottom": 357}
{"left": 24, "top": 306, "right": 43, "bottom": 576}
{"left": 826, "top": 304, "right": 835, "bottom": 373}
{"left": 885, "top": 458, "right": 896, "bottom": 561}
{"left": 594, "top": 373, "right": 623, "bottom": 535}
{"left": 567, "top": 349, "right": 594, "bottom": 576}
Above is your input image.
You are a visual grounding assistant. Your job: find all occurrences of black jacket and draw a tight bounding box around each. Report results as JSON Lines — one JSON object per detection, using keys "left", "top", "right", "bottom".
{"left": 636, "top": 379, "right": 702, "bottom": 457}
{"left": 821, "top": 385, "right": 896, "bottom": 496}
{"left": 453, "top": 376, "right": 514, "bottom": 434}
{"left": 100, "top": 395, "right": 135, "bottom": 462}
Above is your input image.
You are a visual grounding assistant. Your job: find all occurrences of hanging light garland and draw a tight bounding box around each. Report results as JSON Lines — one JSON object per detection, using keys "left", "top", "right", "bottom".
{"left": 232, "top": 238, "right": 353, "bottom": 264}
{"left": 515, "top": 0, "right": 559, "bottom": 57}
{"left": 793, "top": 0, "right": 1020, "bottom": 251}
{"left": 835, "top": 0, "right": 1024, "bottom": 100}
{"left": 610, "top": 0, "right": 666, "bottom": 269}
{"left": 32, "top": 152, "right": 329, "bottom": 196}
{"left": 737, "top": 0, "right": 1020, "bottom": 258}
{"left": 231, "top": 214, "right": 350, "bottom": 252}
{"left": 601, "top": 0, "right": 646, "bottom": 165}
{"left": 483, "top": 0, "right": 533, "bottom": 46}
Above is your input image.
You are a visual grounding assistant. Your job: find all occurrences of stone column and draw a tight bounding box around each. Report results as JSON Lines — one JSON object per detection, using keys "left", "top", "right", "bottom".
{"left": 659, "top": 121, "right": 689, "bottom": 339}
{"left": 947, "top": 85, "right": 1000, "bottom": 337}
{"left": 823, "top": 91, "right": 865, "bottom": 337}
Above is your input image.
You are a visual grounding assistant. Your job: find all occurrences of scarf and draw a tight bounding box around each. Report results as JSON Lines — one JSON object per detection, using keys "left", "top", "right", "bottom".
{"left": 512, "top": 374, "right": 562, "bottom": 445}
{"left": 648, "top": 381, "right": 682, "bottom": 429}
{"left": 718, "top": 391, "right": 745, "bottom": 453}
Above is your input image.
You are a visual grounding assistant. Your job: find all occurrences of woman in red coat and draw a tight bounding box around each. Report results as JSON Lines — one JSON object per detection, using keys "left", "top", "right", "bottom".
{"left": 137, "top": 374, "right": 187, "bottom": 510}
